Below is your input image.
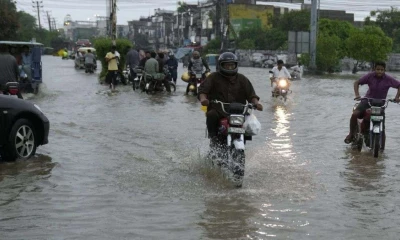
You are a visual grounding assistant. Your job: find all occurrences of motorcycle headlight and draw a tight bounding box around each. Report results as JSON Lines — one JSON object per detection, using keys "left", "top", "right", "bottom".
{"left": 229, "top": 115, "right": 245, "bottom": 125}
{"left": 371, "top": 106, "right": 382, "bottom": 115}
{"left": 278, "top": 79, "right": 288, "bottom": 87}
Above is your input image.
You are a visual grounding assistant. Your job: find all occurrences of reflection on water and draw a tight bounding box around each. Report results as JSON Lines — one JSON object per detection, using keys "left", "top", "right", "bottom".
{"left": 270, "top": 105, "right": 295, "bottom": 159}
{"left": 198, "top": 195, "right": 258, "bottom": 239}
{"left": 0, "top": 155, "right": 55, "bottom": 206}
{"left": 342, "top": 150, "right": 386, "bottom": 192}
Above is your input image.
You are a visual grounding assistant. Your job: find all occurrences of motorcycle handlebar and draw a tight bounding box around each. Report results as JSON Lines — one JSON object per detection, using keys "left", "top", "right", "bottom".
{"left": 210, "top": 100, "right": 256, "bottom": 114}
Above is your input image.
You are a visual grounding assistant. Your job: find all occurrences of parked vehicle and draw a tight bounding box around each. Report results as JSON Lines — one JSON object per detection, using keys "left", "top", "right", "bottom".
{"left": 250, "top": 53, "right": 265, "bottom": 67}
{"left": 0, "top": 95, "right": 49, "bottom": 161}
{"left": 0, "top": 41, "right": 43, "bottom": 94}
{"left": 352, "top": 98, "right": 397, "bottom": 158}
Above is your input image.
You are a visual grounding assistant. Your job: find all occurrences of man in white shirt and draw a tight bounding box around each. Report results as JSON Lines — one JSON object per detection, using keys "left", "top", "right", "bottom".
{"left": 270, "top": 60, "right": 291, "bottom": 88}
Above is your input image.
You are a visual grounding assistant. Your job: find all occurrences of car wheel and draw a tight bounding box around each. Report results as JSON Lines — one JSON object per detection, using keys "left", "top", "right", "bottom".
{"left": 1, "top": 119, "right": 37, "bottom": 161}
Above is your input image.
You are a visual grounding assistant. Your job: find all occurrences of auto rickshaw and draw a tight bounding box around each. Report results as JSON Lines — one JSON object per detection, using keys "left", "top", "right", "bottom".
{"left": 74, "top": 47, "right": 97, "bottom": 70}
{"left": 0, "top": 41, "right": 43, "bottom": 94}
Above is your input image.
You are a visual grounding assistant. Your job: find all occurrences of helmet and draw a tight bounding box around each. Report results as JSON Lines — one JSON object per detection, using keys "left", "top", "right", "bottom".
{"left": 218, "top": 52, "right": 238, "bottom": 77}
{"left": 181, "top": 72, "right": 190, "bottom": 82}
{"left": 189, "top": 84, "right": 196, "bottom": 91}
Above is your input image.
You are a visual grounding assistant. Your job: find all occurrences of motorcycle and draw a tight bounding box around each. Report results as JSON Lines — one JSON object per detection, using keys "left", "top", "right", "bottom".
{"left": 208, "top": 100, "right": 257, "bottom": 187}
{"left": 351, "top": 97, "right": 396, "bottom": 158}
{"left": 85, "top": 63, "right": 95, "bottom": 74}
{"left": 290, "top": 70, "right": 301, "bottom": 80}
{"left": 2, "top": 82, "right": 23, "bottom": 99}
{"left": 143, "top": 67, "right": 176, "bottom": 94}
{"left": 131, "top": 67, "right": 144, "bottom": 91}
{"left": 187, "top": 71, "right": 208, "bottom": 95}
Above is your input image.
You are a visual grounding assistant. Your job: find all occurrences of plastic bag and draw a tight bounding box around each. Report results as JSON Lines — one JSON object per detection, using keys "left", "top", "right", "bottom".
{"left": 243, "top": 114, "right": 261, "bottom": 136}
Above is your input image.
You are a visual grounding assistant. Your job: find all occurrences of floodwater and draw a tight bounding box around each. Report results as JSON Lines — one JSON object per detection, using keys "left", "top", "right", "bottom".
{"left": 1, "top": 56, "right": 400, "bottom": 239}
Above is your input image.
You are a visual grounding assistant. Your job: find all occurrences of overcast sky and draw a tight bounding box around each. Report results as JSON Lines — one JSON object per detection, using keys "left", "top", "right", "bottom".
{"left": 14, "top": 0, "right": 399, "bottom": 29}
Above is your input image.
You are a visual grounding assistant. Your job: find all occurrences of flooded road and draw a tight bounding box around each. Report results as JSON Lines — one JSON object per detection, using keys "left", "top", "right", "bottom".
{"left": 2, "top": 56, "right": 400, "bottom": 239}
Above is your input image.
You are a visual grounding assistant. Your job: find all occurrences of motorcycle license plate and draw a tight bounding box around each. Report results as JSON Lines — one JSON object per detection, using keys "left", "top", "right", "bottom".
{"left": 371, "top": 116, "right": 384, "bottom": 121}
{"left": 228, "top": 127, "right": 245, "bottom": 134}
{"left": 196, "top": 74, "right": 202, "bottom": 78}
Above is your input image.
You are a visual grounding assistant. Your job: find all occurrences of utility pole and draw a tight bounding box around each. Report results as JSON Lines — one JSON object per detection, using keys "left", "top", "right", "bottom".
{"left": 109, "top": 0, "right": 117, "bottom": 44}
{"left": 46, "top": 11, "right": 52, "bottom": 31}
{"left": 51, "top": 18, "right": 57, "bottom": 32}
{"left": 32, "top": 1, "right": 43, "bottom": 29}
{"left": 309, "top": 0, "right": 318, "bottom": 69}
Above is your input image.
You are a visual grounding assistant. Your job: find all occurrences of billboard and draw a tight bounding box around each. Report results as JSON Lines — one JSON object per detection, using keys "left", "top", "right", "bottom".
{"left": 229, "top": 4, "right": 273, "bottom": 27}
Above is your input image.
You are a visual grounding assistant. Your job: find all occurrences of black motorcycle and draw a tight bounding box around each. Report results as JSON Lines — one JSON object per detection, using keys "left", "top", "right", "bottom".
{"left": 143, "top": 67, "right": 176, "bottom": 94}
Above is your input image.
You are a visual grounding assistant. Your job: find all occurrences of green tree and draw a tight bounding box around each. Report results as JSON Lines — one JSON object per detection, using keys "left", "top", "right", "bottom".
{"left": 365, "top": 7, "right": 400, "bottom": 52}
{"left": 202, "top": 38, "right": 221, "bottom": 56}
{"left": 346, "top": 26, "right": 393, "bottom": 64}
{"left": 271, "top": 9, "right": 310, "bottom": 32}
{"left": 238, "top": 39, "right": 255, "bottom": 49}
{"left": 237, "top": 27, "right": 286, "bottom": 50}
{"left": 15, "top": 11, "right": 37, "bottom": 41}
{"left": 318, "top": 18, "right": 354, "bottom": 58}
{"left": 0, "top": 0, "right": 19, "bottom": 40}
{"left": 316, "top": 33, "right": 341, "bottom": 72}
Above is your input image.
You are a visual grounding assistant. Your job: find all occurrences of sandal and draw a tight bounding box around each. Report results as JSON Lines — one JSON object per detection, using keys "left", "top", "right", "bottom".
{"left": 344, "top": 135, "right": 353, "bottom": 144}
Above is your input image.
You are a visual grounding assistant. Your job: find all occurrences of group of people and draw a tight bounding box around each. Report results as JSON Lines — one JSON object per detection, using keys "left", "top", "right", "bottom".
{"left": 0, "top": 44, "right": 32, "bottom": 93}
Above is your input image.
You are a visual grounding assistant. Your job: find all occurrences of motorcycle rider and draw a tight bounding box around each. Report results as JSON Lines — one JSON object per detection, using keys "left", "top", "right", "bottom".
{"left": 144, "top": 52, "right": 171, "bottom": 93}
{"left": 166, "top": 52, "right": 178, "bottom": 84}
{"left": 126, "top": 47, "right": 140, "bottom": 82}
{"left": 139, "top": 51, "right": 151, "bottom": 68}
{"left": 270, "top": 60, "right": 292, "bottom": 90}
{"left": 187, "top": 51, "right": 211, "bottom": 95}
{"left": 198, "top": 52, "right": 263, "bottom": 146}
{"left": 84, "top": 49, "right": 96, "bottom": 73}
{"left": 344, "top": 61, "right": 400, "bottom": 146}
{"left": 0, "top": 44, "right": 19, "bottom": 94}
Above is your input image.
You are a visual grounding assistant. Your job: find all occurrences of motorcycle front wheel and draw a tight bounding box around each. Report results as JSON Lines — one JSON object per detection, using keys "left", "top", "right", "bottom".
{"left": 373, "top": 133, "right": 380, "bottom": 158}
{"left": 231, "top": 149, "right": 245, "bottom": 187}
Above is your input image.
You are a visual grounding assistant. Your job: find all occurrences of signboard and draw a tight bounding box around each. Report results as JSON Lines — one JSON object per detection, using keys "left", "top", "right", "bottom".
{"left": 201, "top": 37, "right": 208, "bottom": 46}
{"left": 288, "top": 31, "right": 310, "bottom": 54}
{"left": 230, "top": 18, "right": 262, "bottom": 38}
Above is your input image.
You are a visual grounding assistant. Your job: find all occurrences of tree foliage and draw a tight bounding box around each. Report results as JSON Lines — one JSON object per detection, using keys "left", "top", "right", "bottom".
{"left": 346, "top": 26, "right": 393, "bottom": 63}
{"left": 316, "top": 33, "right": 341, "bottom": 72}
{"left": 202, "top": 38, "right": 221, "bottom": 56}
{"left": 0, "top": 0, "right": 19, "bottom": 40}
{"left": 318, "top": 18, "right": 354, "bottom": 58}
{"left": 271, "top": 9, "right": 310, "bottom": 32}
{"left": 237, "top": 27, "right": 286, "bottom": 50}
{"left": 365, "top": 7, "right": 400, "bottom": 52}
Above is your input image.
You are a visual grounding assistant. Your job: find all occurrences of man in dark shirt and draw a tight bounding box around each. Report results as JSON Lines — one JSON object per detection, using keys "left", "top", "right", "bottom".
{"left": 157, "top": 52, "right": 165, "bottom": 73}
{"left": 0, "top": 44, "right": 19, "bottom": 92}
{"left": 126, "top": 47, "right": 140, "bottom": 81}
{"left": 198, "top": 52, "right": 263, "bottom": 141}
{"left": 139, "top": 51, "right": 151, "bottom": 68}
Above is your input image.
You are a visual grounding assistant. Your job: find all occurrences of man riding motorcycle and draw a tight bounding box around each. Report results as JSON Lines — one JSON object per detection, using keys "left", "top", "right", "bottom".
{"left": 187, "top": 51, "right": 211, "bottom": 95}
{"left": 144, "top": 52, "right": 171, "bottom": 93}
{"left": 344, "top": 61, "right": 400, "bottom": 146}
{"left": 84, "top": 49, "right": 96, "bottom": 73}
{"left": 198, "top": 52, "right": 263, "bottom": 147}
{"left": 270, "top": 60, "right": 292, "bottom": 92}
